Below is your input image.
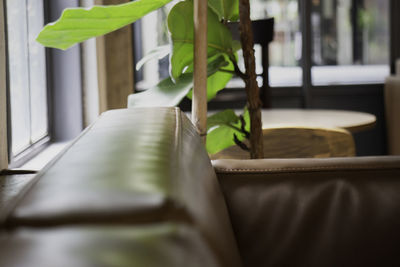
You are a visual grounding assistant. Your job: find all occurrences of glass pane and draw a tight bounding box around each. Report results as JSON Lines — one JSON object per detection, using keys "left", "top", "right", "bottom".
{"left": 6, "top": 0, "right": 31, "bottom": 155}
{"left": 251, "top": 0, "right": 302, "bottom": 87}
{"left": 311, "top": 0, "right": 390, "bottom": 85}
{"left": 136, "top": 1, "right": 177, "bottom": 89}
{"left": 27, "top": 0, "right": 48, "bottom": 142}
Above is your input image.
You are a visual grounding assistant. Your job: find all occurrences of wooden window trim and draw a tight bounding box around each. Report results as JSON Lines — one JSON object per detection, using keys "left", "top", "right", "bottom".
{"left": 95, "top": 0, "right": 134, "bottom": 112}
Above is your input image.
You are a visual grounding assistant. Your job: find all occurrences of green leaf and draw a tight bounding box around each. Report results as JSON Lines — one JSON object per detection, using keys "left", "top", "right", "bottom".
{"left": 207, "top": 109, "right": 240, "bottom": 130}
{"left": 37, "top": 0, "right": 173, "bottom": 50}
{"left": 206, "top": 108, "right": 249, "bottom": 154}
{"left": 208, "top": 0, "right": 239, "bottom": 21}
{"left": 207, "top": 126, "right": 238, "bottom": 154}
{"left": 206, "top": 54, "right": 234, "bottom": 100}
{"left": 206, "top": 110, "right": 243, "bottom": 154}
{"left": 136, "top": 45, "right": 171, "bottom": 71}
{"left": 206, "top": 109, "right": 240, "bottom": 154}
{"left": 205, "top": 70, "right": 233, "bottom": 100}
{"left": 242, "top": 107, "right": 250, "bottom": 133}
{"left": 127, "top": 74, "right": 193, "bottom": 108}
{"left": 168, "top": 0, "right": 233, "bottom": 79}
{"left": 206, "top": 54, "right": 230, "bottom": 75}
{"left": 232, "top": 40, "right": 241, "bottom": 52}
{"left": 184, "top": 53, "right": 228, "bottom": 74}
{"left": 186, "top": 53, "right": 232, "bottom": 101}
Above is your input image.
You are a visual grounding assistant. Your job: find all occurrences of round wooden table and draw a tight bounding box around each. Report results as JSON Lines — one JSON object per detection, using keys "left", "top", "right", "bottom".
{"left": 261, "top": 109, "right": 376, "bottom": 133}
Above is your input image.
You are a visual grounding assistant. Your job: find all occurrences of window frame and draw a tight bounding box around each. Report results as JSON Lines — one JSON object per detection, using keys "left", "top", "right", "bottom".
{"left": 2, "top": 0, "right": 85, "bottom": 169}
{"left": 297, "top": 0, "right": 393, "bottom": 108}
{"left": 95, "top": 0, "right": 134, "bottom": 112}
{"left": 131, "top": 0, "right": 396, "bottom": 107}
{"left": 1, "top": 0, "right": 138, "bottom": 170}
{"left": 0, "top": 0, "right": 8, "bottom": 170}
{"left": 4, "top": 0, "right": 52, "bottom": 168}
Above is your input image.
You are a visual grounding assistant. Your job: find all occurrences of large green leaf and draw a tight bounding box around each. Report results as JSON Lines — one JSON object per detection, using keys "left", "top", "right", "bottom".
{"left": 206, "top": 109, "right": 239, "bottom": 154}
{"left": 242, "top": 108, "right": 250, "bottom": 133}
{"left": 185, "top": 53, "right": 232, "bottom": 101}
{"left": 207, "top": 126, "right": 238, "bottom": 154}
{"left": 203, "top": 53, "right": 235, "bottom": 101}
{"left": 184, "top": 53, "right": 229, "bottom": 75}
{"left": 206, "top": 109, "right": 249, "bottom": 154}
{"left": 168, "top": 0, "right": 233, "bottom": 79}
{"left": 187, "top": 68, "right": 233, "bottom": 101}
{"left": 127, "top": 74, "right": 193, "bottom": 108}
{"left": 37, "top": 0, "right": 173, "bottom": 50}
{"left": 208, "top": 0, "right": 239, "bottom": 21}
{"left": 205, "top": 54, "right": 234, "bottom": 100}
{"left": 207, "top": 109, "right": 239, "bottom": 130}
{"left": 130, "top": 53, "right": 231, "bottom": 109}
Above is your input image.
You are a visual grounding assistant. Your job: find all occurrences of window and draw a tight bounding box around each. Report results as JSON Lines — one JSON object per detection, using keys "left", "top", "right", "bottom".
{"left": 250, "top": 0, "right": 390, "bottom": 87}
{"left": 309, "top": 0, "right": 389, "bottom": 85}
{"left": 133, "top": 0, "right": 390, "bottom": 91}
{"left": 5, "top": 0, "right": 49, "bottom": 160}
{"left": 2, "top": 0, "right": 84, "bottom": 168}
{"left": 251, "top": 0, "right": 302, "bottom": 87}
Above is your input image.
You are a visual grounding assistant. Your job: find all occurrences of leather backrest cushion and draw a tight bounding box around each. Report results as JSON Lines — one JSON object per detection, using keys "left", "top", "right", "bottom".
{"left": 0, "top": 223, "right": 220, "bottom": 267}
{"left": 176, "top": 113, "right": 242, "bottom": 267}
{"left": 214, "top": 156, "right": 400, "bottom": 267}
{"left": 5, "top": 108, "right": 180, "bottom": 226}
{"left": 5, "top": 107, "right": 241, "bottom": 267}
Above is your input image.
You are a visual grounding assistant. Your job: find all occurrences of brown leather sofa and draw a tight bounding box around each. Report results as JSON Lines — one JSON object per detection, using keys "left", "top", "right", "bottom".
{"left": 214, "top": 156, "right": 400, "bottom": 267}
{"left": 1, "top": 107, "right": 400, "bottom": 267}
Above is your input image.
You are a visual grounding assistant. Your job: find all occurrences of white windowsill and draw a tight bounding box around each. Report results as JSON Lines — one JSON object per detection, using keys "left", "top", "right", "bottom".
{"left": 19, "top": 142, "right": 70, "bottom": 172}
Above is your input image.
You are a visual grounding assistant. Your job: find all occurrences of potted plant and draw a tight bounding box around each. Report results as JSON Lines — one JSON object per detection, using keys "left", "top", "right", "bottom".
{"left": 37, "top": 0, "right": 264, "bottom": 158}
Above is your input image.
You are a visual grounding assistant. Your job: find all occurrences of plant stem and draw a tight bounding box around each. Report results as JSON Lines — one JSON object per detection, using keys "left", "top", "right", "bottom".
{"left": 238, "top": 0, "right": 264, "bottom": 159}
{"left": 228, "top": 53, "right": 247, "bottom": 80}
{"left": 192, "top": 0, "right": 208, "bottom": 143}
{"left": 218, "top": 69, "right": 236, "bottom": 75}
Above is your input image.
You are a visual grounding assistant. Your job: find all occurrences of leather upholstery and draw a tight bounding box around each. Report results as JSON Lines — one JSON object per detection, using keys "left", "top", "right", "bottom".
{"left": 4, "top": 107, "right": 241, "bottom": 267}
{"left": 4, "top": 106, "right": 400, "bottom": 267}
{"left": 5, "top": 108, "right": 181, "bottom": 226}
{"left": 0, "top": 174, "right": 35, "bottom": 222}
{"left": 214, "top": 156, "right": 400, "bottom": 267}
{"left": 0, "top": 224, "right": 220, "bottom": 267}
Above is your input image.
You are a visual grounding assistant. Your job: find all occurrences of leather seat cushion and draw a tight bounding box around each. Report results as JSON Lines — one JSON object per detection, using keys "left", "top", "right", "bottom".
{"left": 214, "top": 156, "right": 400, "bottom": 267}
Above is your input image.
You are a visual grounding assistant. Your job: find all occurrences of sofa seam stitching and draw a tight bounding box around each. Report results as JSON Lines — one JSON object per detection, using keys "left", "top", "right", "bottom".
{"left": 215, "top": 165, "right": 400, "bottom": 173}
